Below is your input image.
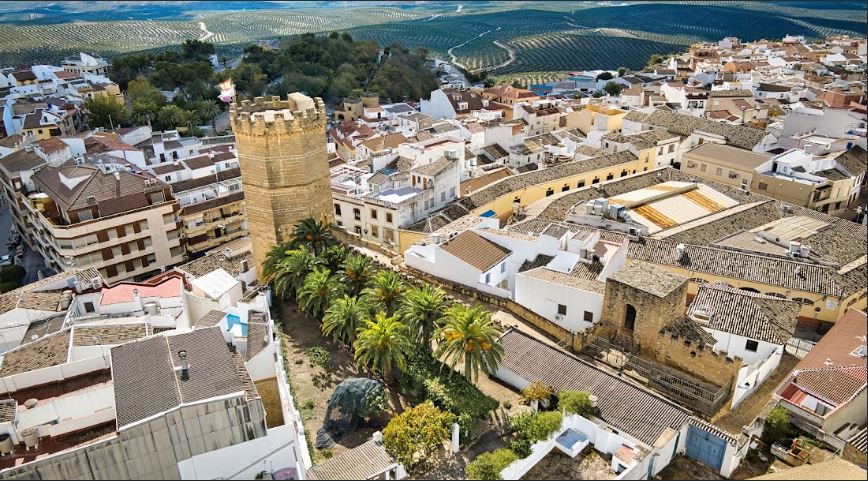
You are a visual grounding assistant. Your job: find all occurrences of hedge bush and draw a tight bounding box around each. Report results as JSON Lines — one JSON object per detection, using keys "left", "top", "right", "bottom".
{"left": 0, "top": 265, "right": 25, "bottom": 283}
{"left": 401, "top": 349, "right": 498, "bottom": 436}
{"left": 466, "top": 448, "right": 518, "bottom": 480}
{"left": 558, "top": 390, "right": 594, "bottom": 418}
{"left": 509, "top": 410, "right": 563, "bottom": 457}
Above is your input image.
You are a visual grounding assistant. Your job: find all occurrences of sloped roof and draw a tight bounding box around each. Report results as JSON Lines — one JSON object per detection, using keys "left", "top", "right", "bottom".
{"left": 608, "top": 260, "right": 687, "bottom": 298}
{"left": 688, "top": 283, "right": 799, "bottom": 344}
{"left": 748, "top": 458, "right": 865, "bottom": 480}
{"left": 642, "top": 108, "right": 766, "bottom": 149}
{"left": 441, "top": 230, "right": 511, "bottom": 272}
{"left": 499, "top": 329, "right": 691, "bottom": 445}
{"left": 306, "top": 440, "right": 395, "bottom": 480}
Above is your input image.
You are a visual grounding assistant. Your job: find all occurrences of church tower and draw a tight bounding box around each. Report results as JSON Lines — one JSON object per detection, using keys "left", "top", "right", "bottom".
{"left": 231, "top": 94, "right": 333, "bottom": 279}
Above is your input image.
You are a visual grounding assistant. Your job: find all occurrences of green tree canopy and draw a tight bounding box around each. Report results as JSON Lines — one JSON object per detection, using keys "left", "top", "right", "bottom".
{"left": 558, "top": 390, "right": 594, "bottom": 418}
{"left": 435, "top": 304, "right": 503, "bottom": 383}
{"left": 604, "top": 81, "right": 623, "bottom": 96}
{"left": 83, "top": 95, "right": 129, "bottom": 129}
{"left": 383, "top": 401, "right": 455, "bottom": 474}
{"left": 354, "top": 312, "right": 412, "bottom": 384}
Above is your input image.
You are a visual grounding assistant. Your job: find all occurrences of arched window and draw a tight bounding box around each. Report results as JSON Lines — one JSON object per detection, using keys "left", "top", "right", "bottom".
{"left": 764, "top": 292, "right": 787, "bottom": 299}
{"left": 606, "top": 173, "right": 614, "bottom": 181}
{"left": 791, "top": 297, "right": 815, "bottom": 306}
{"left": 625, "top": 304, "right": 637, "bottom": 331}
{"left": 739, "top": 287, "right": 760, "bottom": 293}
{"left": 546, "top": 187, "right": 554, "bottom": 197}
{"left": 688, "top": 277, "right": 706, "bottom": 285}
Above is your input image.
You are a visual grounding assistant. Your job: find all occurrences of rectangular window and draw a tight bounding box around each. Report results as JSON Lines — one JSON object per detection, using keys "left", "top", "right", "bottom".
{"left": 450, "top": 186, "right": 456, "bottom": 198}
{"left": 163, "top": 213, "right": 175, "bottom": 225}
{"left": 500, "top": 263, "right": 505, "bottom": 273}
{"left": 716, "top": 167, "right": 723, "bottom": 176}
{"left": 557, "top": 304, "right": 567, "bottom": 316}
{"left": 353, "top": 208, "right": 361, "bottom": 221}
{"left": 758, "top": 182, "right": 768, "bottom": 190}
{"left": 441, "top": 192, "right": 446, "bottom": 202}
{"left": 583, "top": 311, "right": 593, "bottom": 322}
{"left": 700, "top": 163, "right": 707, "bottom": 172}
{"left": 668, "top": 144, "right": 675, "bottom": 153}
{"left": 745, "top": 339, "right": 759, "bottom": 352}
{"left": 165, "top": 175, "right": 171, "bottom": 181}
{"left": 370, "top": 209, "right": 377, "bottom": 219}
{"left": 334, "top": 204, "right": 342, "bottom": 216}
{"left": 485, "top": 272, "right": 491, "bottom": 284}
{"left": 84, "top": 301, "right": 95, "bottom": 313}
{"left": 370, "top": 225, "right": 379, "bottom": 238}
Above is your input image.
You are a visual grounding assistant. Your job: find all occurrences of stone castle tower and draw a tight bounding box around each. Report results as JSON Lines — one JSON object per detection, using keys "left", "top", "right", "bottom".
{"left": 231, "top": 94, "right": 333, "bottom": 279}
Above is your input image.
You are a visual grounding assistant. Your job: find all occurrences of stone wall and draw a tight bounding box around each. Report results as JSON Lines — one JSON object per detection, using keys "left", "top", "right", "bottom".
{"left": 232, "top": 94, "right": 334, "bottom": 278}
{"left": 600, "top": 278, "right": 688, "bottom": 351}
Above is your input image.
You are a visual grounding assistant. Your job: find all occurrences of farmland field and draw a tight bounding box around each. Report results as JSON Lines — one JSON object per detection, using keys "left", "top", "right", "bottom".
{"left": 0, "top": 1, "right": 864, "bottom": 75}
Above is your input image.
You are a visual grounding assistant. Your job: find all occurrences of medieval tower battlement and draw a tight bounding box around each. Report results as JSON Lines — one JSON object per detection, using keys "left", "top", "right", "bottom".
{"left": 231, "top": 93, "right": 333, "bottom": 279}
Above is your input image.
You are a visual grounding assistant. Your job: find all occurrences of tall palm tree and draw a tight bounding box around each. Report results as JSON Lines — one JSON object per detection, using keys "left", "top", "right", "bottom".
{"left": 196, "top": 99, "right": 221, "bottom": 131}
{"left": 291, "top": 218, "right": 335, "bottom": 256}
{"left": 270, "top": 246, "right": 322, "bottom": 300}
{"left": 355, "top": 312, "right": 412, "bottom": 384}
{"left": 179, "top": 109, "right": 198, "bottom": 134}
{"left": 340, "top": 254, "right": 374, "bottom": 297}
{"left": 130, "top": 100, "right": 156, "bottom": 127}
{"left": 321, "top": 244, "right": 350, "bottom": 273}
{"left": 435, "top": 304, "right": 504, "bottom": 383}
{"left": 398, "top": 284, "right": 448, "bottom": 354}
{"left": 262, "top": 241, "right": 293, "bottom": 282}
{"left": 158, "top": 104, "right": 185, "bottom": 130}
{"left": 322, "top": 295, "right": 368, "bottom": 347}
{"left": 361, "top": 270, "right": 405, "bottom": 316}
{"left": 297, "top": 267, "right": 343, "bottom": 318}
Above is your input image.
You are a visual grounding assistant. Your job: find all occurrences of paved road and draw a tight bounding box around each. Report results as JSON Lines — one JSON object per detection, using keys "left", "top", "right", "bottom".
{"left": 0, "top": 206, "right": 50, "bottom": 285}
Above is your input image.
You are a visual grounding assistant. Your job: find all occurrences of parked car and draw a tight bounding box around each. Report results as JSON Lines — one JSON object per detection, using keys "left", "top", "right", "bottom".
{"left": 0, "top": 255, "right": 11, "bottom": 266}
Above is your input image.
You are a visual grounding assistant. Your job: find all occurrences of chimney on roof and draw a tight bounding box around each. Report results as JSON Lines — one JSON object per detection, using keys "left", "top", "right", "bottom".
{"left": 178, "top": 350, "right": 189, "bottom": 381}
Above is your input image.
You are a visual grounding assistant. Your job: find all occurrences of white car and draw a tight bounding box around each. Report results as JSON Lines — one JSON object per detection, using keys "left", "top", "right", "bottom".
{"left": 0, "top": 255, "right": 11, "bottom": 267}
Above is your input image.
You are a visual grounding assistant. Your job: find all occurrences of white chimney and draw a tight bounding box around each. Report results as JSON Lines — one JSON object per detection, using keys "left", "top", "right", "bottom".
{"left": 675, "top": 244, "right": 686, "bottom": 261}
{"left": 372, "top": 431, "right": 384, "bottom": 445}
{"left": 788, "top": 241, "right": 802, "bottom": 257}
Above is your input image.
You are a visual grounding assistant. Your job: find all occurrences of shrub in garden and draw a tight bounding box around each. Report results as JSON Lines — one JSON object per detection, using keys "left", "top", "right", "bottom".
{"left": 383, "top": 401, "right": 455, "bottom": 474}
{"left": 763, "top": 406, "right": 795, "bottom": 445}
{"left": 508, "top": 410, "right": 563, "bottom": 457}
{"left": 305, "top": 347, "right": 330, "bottom": 369}
{"left": 466, "top": 448, "right": 518, "bottom": 480}
{"left": 521, "top": 381, "right": 552, "bottom": 404}
{"left": 557, "top": 390, "right": 595, "bottom": 418}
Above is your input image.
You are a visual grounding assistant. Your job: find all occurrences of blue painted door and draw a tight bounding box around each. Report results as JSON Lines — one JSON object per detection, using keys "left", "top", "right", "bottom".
{"left": 686, "top": 425, "right": 725, "bottom": 471}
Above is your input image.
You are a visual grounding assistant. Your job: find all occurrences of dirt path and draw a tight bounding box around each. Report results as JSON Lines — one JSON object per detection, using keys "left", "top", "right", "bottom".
{"left": 447, "top": 29, "right": 492, "bottom": 72}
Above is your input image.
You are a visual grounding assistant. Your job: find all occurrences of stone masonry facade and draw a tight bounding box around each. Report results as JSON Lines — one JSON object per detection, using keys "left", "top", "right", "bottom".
{"left": 231, "top": 95, "right": 334, "bottom": 278}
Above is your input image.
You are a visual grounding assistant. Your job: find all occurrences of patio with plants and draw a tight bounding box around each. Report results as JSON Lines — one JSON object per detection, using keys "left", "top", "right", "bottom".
{"left": 263, "top": 218, "right": 505, "bottom": 475}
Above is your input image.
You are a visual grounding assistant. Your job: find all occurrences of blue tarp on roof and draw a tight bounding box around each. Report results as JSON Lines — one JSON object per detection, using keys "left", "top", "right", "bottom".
{"left": 480, "top": 209, "right": 497, "bottom": 218}
{"left": 379, "top": 167, "right": 397, "bottom": 175}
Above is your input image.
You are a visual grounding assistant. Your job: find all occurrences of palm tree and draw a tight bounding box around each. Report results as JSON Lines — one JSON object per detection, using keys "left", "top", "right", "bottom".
{"left": 291, "top": 218, "right": 335, "bottom": 256}
{"left": 321, "top": 244, "right": 350, "bottom": 273}
{"left": 322, "top": 295, "right": 368, "bottom": 346}
{"left": 130, "top": 100, "right": 156, "bottom": 127}
{"left": 435, "top": 304, "right": 504, "bottom": 383}
{"left": 355, "top": 312, "right": 412, "bottom": 384}
{"left": 179, "top": 109, "right": 198, "bottom": 134}
{"left": 196, "top": 99, "right": 221, "bottom": 131}
{"left": 361, "top": 270, "right": 405, "bottom": 316}
{"left": 158, "top": 104, "right": 185, "bottom": 130}
{"left": 297, "top": 267, "right": 343, "bottom": 318}
{"left": 398, "top": 284, "right": 448, "bottom": 354}
{"left": 269, "top": 246, "right": 322, "bottom": 300}
{"left": 262, "top": 241, "right": 293, "bottom": 282}
{"left": 340, "top": 254, "right": 374, "bottom": 297}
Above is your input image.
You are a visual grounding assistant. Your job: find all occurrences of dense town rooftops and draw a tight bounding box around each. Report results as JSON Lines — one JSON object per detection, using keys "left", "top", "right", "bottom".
{"left": 640, "top": 109, "right": 768, "bottom": 150}
{"left": 32, "top": 164, "right": 168, "bottom": 214}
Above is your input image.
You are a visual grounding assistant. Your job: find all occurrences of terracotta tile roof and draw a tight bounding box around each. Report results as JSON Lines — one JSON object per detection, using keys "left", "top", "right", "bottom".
{"left": 11, "top": 70, "right": 36, "bottom": 82}
{"left": 498, "top": 329, "right": 691, "bottom": 445}
{"left": 151, "top": 162, "right": 184, "bottom": 175}
{"left": 791, "top": 365, "right": 866, "bottom": 405}
{"left": 72, "top": 324, "right": 150, "bottom": 346}
{"left": 0, "top": 149, "right": 46, "bottom": 173}
{"left": 609, "top": 260, "right": 686, "bottom": 298}
{"left": 246, "top": 312, "right": 269, "bottom": 362}
{"left": 32, "top": 164, "right": 166, "bottom": 213}
{"left": 306, "top": 440, "right": 395, "bottom": 480}
{"left": 688, "top": 283, "right": 799, "bottom": 344}
{"left": 642, "top": 109, "right": 766, "bottom": 149}
{"left": 177, "top": 240, "right": 254, "bottom": 278}
{"left": 685, "top": 143, "right": 770, "bottom": 169}
{"left": 441, "top": 230, "right": 511, "bottom": 272}
{"left": 182, "top": 155, "right": 216, "bottom": 170}
{"left": 413, "top": 156, "right": 453, "bottom": 177}
{"left": 194, "top": 309, "right": 227, "bottom": 329}
{"left": 748, "top": 458, "right": 866, "bottom": 480}
{"left": 796, "top": 308, "right": 866, "bottom": 370}
{"left": 662, "top": 315, "right": 717, "bottom": 346}
{"left": 0, "top": 330, "right": 71, "bottom": 377}
{"left": 835, "top": 146, "right": 867, "bottom": 177}
{"left": 461, "top": 168, "right": 511, "bottom": 196}
{"left": 111, "top": 328, "right": 249, "bottom": 428}
{"left": 35, "top": 137, "right": 68, "bottom": 154}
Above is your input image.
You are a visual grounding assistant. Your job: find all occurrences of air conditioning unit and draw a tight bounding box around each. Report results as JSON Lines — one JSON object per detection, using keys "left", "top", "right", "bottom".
{"left": 554, "top": 314, "right": 564, "bottom": 321}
